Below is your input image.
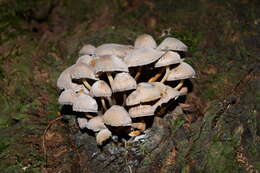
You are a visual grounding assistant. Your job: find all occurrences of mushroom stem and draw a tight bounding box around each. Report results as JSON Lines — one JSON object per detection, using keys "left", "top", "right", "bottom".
{"left": 106, "top": 72, "right": 116, "bottom": 105}
{"left": 101, "top": 98, "right": 108, "bottom": 111}
{"left": 148, "top": 68, "right": 164, "bottom": 82}
{"left": 82, "top": 80, "right": 92, "bottom": 90}
{"left": 122, "top": 93, "right": 127, "bottom": 106}
{"left": 160, "top": 66, "right": 170, "bottom": 83}
{"left": 134, "top": 67, "right": 142, "bottom": 81}
{"left": 174, "top": 79, "right": 184, "bottom": 90}
{"left": 106, "top": 97, "right": 113, "bottom": 106}
{"left": 106, "top": 72, "right": 114, "bottom": 86}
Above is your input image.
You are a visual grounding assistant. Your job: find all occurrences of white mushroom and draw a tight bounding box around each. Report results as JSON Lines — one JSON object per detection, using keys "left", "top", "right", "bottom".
{"left": 96, "top": 128, "right": 112, "bottom": 145}
{"left": 70, "top": 63, "right": 99, "bottom": 90}
{"left": 103, "top": 105, "right": 132, "bottom": 127}
{"left": 73, "top": 93, "right": 98, "bottom": 113}
{"left": 95, "top": 43, "right": 133, "bottom": 59}
{"left": 134, "top": 34, "right": 157, "bottom": 49}
{"left": 79, "top": 44, "right": 96, "bottom": 56}
{"left": 86, "top": 116, "right": 107, "bottom": 132}
{"left": 157, "top": 37, "right": 188, "bottom": 52}
{"left": 166, "top": 62, "right": 195, "bottom": 90}
{"left": 58, "top": 89, "right": 77, "bottom": 105}
{"left": 90, "top": 80, "right": 113, "bottom": 110}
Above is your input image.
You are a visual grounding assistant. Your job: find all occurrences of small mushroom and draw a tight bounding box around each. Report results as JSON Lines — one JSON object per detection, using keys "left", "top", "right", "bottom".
{"left": 57, "top": 64, "right": 78, "bottom": 90}
{"left": 70, "top": 63, "right": 99, "bottom": 90}
{"left": 111, "top": 72, "right": 137, "bottom": 105}
{"left": 93, "top": 55, "right": 129, "bottom": 87}
{"left": 76, "top": 55, "right": 97, "bottom": 65}
{"left": 103, "top": 105, "right": 132, "bottom": 127}
{"left": 90, "top": 80, "right": 113, "bottom": 110}
{"left": 157, "top": 37, "right": 188, "bottom": 52}
{"left": 86, "top": 116, "right": 107, "bottom": 132}
{"left": 129, "top": 105, "right": 155, "bottom": 118}
{"left": 95, "top": 43, "right": 133, "bottom": 59}
{"left": 79, "top": 44, "right": 96, "bottom": 56}
{"left": 166, "top": 62, "right": 195, "bottom": 90}
{"left": 58, "top": 89, "right": 78, "bottom": 105}
{"left": 151, "top": 51, "right": 181, "bottom": 83}
{"left": 73, "top": 93, "right": 98, "bottom": 113}
{"left": 77, "top": 117, "right": 88, "bottom": 129}
{"left": 111, "top": 72, "right": 137, "bottom": 92}
{"left": 96, "top": 128, "right": 112, "bottom": 145}
{"left": 124, "top": 48, "right": 164, "bottom": 81}
{"left": 126, "top": 83, "right": 161, "bottom": 106}
{"left": 153, "top": 86, "right": 180, "bottom": 113}
{"left": 134, "top": 34, "right": 157, "bottom": 49}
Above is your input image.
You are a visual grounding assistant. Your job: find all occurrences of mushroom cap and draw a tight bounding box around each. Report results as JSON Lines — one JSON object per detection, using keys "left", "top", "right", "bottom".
{"left": 96, "top": 128, "right": 112, "bottom": 145}
{"left": 86, "top": 116, "right": 106, "bottom": 132}
{"left": 134, "top": 34, "right": 157, "bottom": 49}
{"left": 166, "top": 62, "right": 195, "bottom": 81}
{"left": 124, "top": 48, "right": 164, "bottom": 67}
{"left": 129, "top": 105, "right": 155, "bottom": 118}
{"left": 79, "top": 44, "right": 96, "bottom": 56}
{"left": 57, "top": 64, "right": 77, "bottom": 90}
{"left": 126, "top": 82, "right": 161, "bottom": 106}
{"left": 157, "top": 37, "right": 188, "bottom": 52}
{"left": 94, "top": 55, "right": 129, "bottom": 74}
{"left": 70, "top": 63, "right": 98, "bottom": 80}
{"left": 95, "top": 43, "right": 133, "bottom": 59}
{"left": 77, "top": 117, "right": 88, "bottom": 129}
{"left": 150, "top": 82, "right": 167, "bottom": 93}
{"left": 90, "top": 80, "right": 112, "bottom": 97}
{"left": 73, "top": 94, "right": 98, "bottom": 113}
{"left": 58, "top": 89, "right": 78, "bottom": 105}
{"left": 155, "top": 51, "right": 181, "bottom": 68}
{"left": 111, "top": 72, "right": 137, "bottom": 92}
{"left": 76, "top": 55, "right": 96, "bottom": 65}
{"left": 153, "top": 86, "right": 180, "bottom": 109}
{"left": 103, "top": 105, "right": 132, "bottom": 126}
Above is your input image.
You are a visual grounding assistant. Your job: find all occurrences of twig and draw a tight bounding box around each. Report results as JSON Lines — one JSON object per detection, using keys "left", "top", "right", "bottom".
{"left": 42, "top": 116, "right": 62, "bottom": 166}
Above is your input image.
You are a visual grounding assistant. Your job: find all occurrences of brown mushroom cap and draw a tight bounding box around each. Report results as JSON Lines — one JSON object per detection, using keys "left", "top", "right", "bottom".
{"left": 93, "top": 55, "right": 129, "bottom": 74}
{"left": 166, "top": 62, "right": 195, "bottom": 81}
{"left": 129, "top": 105, "right": 155, "bottom": 118}
{"left": 86, "top": 116, "right": 107, "bottom": 132}
{"left": 103, "top": 105, "right": 132, "bottom": 126}
{"left": 58, "top": 89, "right": 78, "bottom": 105}
{"left": 73, "top": 93, "right": 98, "bottom": 113}
{"left": 126, "top": 82, "right": 161, "bottom": 106}
{"left": 111, "top": 72, "right": 137, "bottom": 92}
{"left": 156, "top": 37, "right": 188, "bottom": 52}
{"left": 95, "top": 43, "right": 133, "bottom": 59}
{"left": 90, "top": 80, "right": 112, "bottom": 97}
{"left": 124, "top": 48, "right": 164, "bottom": 67}
{"left": 134, "top": 34, "right": 157, "bottom": 49}
{"left": 79, "top": 44, "right": 96, "bottom": 56}
{"left": 70, "top": 63, "right": 98, "bottom": 80}
{"left": 96, "top": 128, "right": 112, "bottom": 145}
{"left": 154, "top": 51, "right": 181, "bottom": 68}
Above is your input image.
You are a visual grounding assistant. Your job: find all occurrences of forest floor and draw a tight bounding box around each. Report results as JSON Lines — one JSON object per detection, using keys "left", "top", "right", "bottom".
{"left": 0, "top": 0, "right": 259, "bottom": 172}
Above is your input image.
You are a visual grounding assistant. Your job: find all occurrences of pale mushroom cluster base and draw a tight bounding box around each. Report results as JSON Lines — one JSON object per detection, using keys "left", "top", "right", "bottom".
{"left": 57, "top": 34, "right": 195, "bottom": 146}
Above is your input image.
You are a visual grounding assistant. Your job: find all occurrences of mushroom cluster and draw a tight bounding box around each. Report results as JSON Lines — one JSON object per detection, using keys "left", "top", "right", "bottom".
{"left": 57, "top": 34, "right": 195, "bottom": 145}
